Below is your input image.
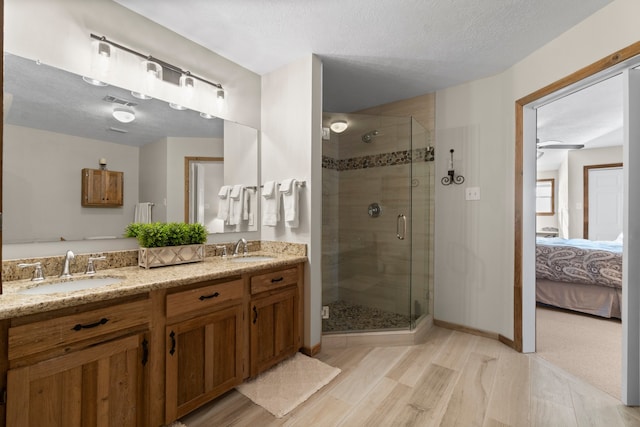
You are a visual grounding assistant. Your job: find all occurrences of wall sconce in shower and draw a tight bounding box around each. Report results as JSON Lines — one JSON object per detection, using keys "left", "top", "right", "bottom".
{"left": 441, "top": 149, "right": 465, "bottom": 185}
{"left": 330, "top": 120, "right": 348, "bottom": 133}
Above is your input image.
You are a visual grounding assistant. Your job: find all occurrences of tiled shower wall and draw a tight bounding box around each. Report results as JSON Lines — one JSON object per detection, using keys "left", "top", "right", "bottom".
{"left": 322, "top": 102, "right": 435, "bottom": 321}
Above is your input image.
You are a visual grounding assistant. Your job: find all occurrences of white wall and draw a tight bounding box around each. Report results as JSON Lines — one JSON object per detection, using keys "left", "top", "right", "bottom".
{"left": 3, "top": 125, "right": 139, "bottom": 243}
{"left": 434, "top": 0, "right": 640, "bottom": 338}
{"left": 261, "top": 55, "right": 323, "bottom": 349}
{"left": 4, "top": 0, "right": 261, "bottom": 128}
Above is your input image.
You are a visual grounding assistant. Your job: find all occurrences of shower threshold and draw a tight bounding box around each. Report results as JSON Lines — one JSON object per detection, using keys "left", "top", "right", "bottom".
{"left": 322, "top": 300, "right": 418, "bottom": 333}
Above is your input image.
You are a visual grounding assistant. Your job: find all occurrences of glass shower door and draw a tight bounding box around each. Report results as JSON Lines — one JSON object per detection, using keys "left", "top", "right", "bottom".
{"left": 322, "top": 112, "right": 414, "bottom": 333}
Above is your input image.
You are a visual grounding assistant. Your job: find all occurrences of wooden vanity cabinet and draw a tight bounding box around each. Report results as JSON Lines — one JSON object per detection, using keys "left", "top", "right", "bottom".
{"left": 5, "top": 298, "right": 151, "bottom": 427}
{"left": 81, "top": 168, "right": 123, "bottom": 207}
{"left": 164, "top": 278, "right": 245, "bottom": 422}
{"left": 249, "top": 265, "right": 303, "bottom": 377}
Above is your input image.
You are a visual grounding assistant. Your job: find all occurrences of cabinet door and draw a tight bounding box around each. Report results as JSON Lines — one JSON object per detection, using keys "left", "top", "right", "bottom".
{"left": 103, "top": 170, "right": 123, "bottom": 205}
{"left": 250, "top": 286, "right": 298, "bottom": 377}
{"left": 82, "top": 169, "right": 104, "bottom": 206}
{"left": 6, "top": 334, "right": 148, "bottom": 427}
{"left": 165, "top": 304, "right": 243, "bottom": 421}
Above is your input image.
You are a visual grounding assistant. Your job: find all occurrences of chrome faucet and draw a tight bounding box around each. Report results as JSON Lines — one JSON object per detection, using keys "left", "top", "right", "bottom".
{"left": 60, "top": 249, "right": 75, "bottom": 278}
{"left": 233, "top": 238, "right": 248, "bottom": 256}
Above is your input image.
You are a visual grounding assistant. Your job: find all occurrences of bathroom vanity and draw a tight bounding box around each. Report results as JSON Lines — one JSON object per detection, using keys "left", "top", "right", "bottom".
{"left": 0, "top": 252, "right": 305, "bottom": 427}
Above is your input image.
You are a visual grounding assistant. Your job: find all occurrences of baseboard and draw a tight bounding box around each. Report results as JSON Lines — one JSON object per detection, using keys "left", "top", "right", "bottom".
{"left": 433, "top": 319, "right": 500, "bottom": 340}
{"left": 301, "top": 343, "right": 321, "bottom": 357}
{"left": 498, "top": 334, "right": 516, "bottom": 350}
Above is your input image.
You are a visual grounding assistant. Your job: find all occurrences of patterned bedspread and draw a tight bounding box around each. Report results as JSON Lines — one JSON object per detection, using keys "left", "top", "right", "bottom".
{"left": 535, "top": 237, "right": 623, "bottom": 289}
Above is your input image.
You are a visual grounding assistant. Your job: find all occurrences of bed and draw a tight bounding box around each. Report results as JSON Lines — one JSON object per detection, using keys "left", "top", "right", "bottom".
{"left": 536, "top": 237, "right": 623, "bottom": 318}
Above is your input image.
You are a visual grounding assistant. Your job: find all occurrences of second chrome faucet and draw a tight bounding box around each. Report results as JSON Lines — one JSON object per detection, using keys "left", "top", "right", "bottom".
{"left": 60, "top": 249, "right": 75, "bottom": 278}
{"left": 233, "top": 238, "right": 248, "bottom": 256}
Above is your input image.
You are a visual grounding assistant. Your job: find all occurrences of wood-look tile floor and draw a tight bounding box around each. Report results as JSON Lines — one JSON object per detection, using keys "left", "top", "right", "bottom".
{"left": 180, "top": 326, "right": 640, "bottom": 426}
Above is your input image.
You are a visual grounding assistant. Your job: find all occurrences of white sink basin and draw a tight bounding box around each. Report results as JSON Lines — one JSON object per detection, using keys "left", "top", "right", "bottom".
{"left": 17, "top": 276, "right": 123, "bottom": 295}
{"left": 230, "top": 256, "right": 276, "bottom": 263}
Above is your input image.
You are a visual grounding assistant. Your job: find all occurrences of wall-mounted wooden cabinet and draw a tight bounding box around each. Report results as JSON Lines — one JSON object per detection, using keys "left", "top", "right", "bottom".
{"left": 81, "top": 168, "right": 123, "bottom": 207}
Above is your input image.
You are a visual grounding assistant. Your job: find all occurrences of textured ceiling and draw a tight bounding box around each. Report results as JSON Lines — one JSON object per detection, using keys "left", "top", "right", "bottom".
{"left": 114, "top": 0, "right": 613, "bottom": 112}
{"left": 4, "top": 54, "right": 223, "bottom": 146}
{"left": 3, "top": 1, "right": 623, "bottom": 164}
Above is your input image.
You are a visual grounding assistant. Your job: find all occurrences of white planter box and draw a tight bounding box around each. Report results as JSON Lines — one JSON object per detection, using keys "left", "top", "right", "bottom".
{"left": 138, "top": 244, "right": 205, "bottom": 269}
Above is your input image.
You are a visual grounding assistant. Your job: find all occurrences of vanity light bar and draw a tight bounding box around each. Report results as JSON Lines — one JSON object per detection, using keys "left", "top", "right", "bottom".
{"left": 89, "top": 34, "right": 224, "bottom": 90}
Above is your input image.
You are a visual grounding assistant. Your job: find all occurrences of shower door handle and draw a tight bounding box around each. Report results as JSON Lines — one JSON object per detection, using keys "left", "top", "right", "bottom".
{"left": 396, "top": 214, "right": 406, "bottom": 240}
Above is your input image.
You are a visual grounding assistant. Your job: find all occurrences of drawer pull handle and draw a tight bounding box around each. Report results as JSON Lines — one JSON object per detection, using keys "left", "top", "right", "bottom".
{"left": 141, "top": 339, "right": 149, "bottom": 366}
{"left": 169, "top": 331, "right": 176, "bottom": 356}
{"left": 253, "top": 306, "right": 258, "bottom": 324}
{"left": 71, "top": 317, "right": 109, "bottom": 331}
{"left": 271, "top": 277, "right": 284, "bottom": 283}
{"left": 199, "top": 292, "right": 220, "bottom": 301}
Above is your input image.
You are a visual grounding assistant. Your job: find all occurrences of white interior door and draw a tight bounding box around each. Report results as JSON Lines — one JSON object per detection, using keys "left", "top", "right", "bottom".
{"left": 588, "top": 167, "right": 623, "bottom": 241}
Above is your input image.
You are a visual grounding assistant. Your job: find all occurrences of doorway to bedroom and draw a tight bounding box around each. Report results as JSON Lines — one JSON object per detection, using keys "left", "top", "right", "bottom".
{"left": 516, "top": 44, "right": 640, "bottom": 405}
{"left": 534, "top": 74, "right": 624, "bottom": 399}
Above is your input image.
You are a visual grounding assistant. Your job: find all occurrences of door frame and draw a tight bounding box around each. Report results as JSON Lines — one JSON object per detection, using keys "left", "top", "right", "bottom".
{"left": 583, "top": 163, "right": 623, "bottom": 239}
{"left": 513, "top": 42, "right": 640, "bottom": 396}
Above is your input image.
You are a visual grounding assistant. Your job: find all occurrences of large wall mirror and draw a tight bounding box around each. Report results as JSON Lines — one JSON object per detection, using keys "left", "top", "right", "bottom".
{"left": 3, "top": 52, "right": 258, "bottom": 245}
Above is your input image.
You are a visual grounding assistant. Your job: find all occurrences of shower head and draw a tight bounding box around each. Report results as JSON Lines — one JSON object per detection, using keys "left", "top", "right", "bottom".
{"left": 362, "top": 130, "right": 379, "bottom": 143}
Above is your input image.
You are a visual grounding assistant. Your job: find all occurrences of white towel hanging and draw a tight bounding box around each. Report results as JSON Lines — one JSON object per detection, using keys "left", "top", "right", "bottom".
{"left": 262, "top": 180, "right": 280, "bottom": 227}
{"left": 280, "top": 179, "right": 299, "bottom": 228}
{"left": 217, "top": 185, "right": 231, "bottom": 223}
{"left": 229, "top": 184, "right": 244, "bottom": 225}
{"left": 134, "top": 202, "right": 153, "bottom": 223}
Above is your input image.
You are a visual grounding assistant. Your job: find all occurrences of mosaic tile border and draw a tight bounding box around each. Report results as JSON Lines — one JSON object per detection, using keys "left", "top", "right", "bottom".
{"left": 322, "top": 147, "right": 434, "bottom": 171}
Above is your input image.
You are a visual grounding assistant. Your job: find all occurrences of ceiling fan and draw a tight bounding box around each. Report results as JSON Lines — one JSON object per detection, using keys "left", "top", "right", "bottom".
{"left": 536, "top": 139, "right": 584, "bottom": 159}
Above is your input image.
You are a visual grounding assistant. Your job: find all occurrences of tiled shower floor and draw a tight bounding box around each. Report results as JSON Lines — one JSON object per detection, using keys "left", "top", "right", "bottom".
{"left": 321, "top": 300, "right": 414, "bottom": 333}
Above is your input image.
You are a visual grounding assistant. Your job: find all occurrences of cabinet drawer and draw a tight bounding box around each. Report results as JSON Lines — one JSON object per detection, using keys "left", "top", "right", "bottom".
{"left": 250, "top": 267, "right": 298, "bottom": 294}
{"left": 166, "top": 279, "right": 243, "bottom": 319}
{"left": 8, "top": 299, "right": 151, "bottom": 361}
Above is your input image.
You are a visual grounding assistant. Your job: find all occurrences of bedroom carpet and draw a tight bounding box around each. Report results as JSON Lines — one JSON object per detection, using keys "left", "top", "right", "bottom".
{"left": 536, "top": 305, "right": 621, "bottom": 399}
{"left": 236, "top": 352, "right": 341, "bottom": 418}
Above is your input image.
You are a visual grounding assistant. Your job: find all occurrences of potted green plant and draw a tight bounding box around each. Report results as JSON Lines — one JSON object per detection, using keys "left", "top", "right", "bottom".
{"left": 125, "top": 222, "right": 208, "bottom": 269}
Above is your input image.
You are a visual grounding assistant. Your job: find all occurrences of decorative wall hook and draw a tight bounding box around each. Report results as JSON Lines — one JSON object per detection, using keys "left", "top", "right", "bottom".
{"left": 441, "top": 149, "right": 465, "bottom": 185}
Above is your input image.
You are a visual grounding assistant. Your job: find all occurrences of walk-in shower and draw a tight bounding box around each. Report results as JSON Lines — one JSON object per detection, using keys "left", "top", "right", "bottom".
{"left": 322, "top": 112, "right": 434, "bottom": 334}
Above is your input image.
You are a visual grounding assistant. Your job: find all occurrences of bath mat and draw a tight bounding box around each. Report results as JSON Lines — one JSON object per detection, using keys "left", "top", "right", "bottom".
{"left": 165, "top": 422, "right": 186, "bottom": 427}
{"left": 236, "top": 352, "right": 341, "bottom": 418}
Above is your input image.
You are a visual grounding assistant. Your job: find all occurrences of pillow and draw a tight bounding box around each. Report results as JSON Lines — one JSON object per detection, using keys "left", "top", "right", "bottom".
{"left": 615, "top": 232, "right": 623, "bottom": 243}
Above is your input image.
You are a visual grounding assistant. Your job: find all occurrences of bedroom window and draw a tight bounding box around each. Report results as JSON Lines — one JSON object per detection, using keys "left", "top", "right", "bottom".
{"left": 536, "top": 179, "right": 555, "bottom": 216}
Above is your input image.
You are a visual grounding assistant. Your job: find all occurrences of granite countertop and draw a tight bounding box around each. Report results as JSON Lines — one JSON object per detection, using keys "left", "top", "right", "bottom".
{"left": 0, "top": 252, "right": 306, "bottom": 320}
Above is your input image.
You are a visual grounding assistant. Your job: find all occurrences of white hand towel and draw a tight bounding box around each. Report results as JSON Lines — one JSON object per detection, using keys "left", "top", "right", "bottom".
{"left": 208, "top": 218, "right": 226, "bottom": 233}
{"left": 229, "top": 184, "right": 244, "bottom": 225}
{"left": 134, "top": 202, "right": 153, "bottom": 223}
{"left": 262, "top": 180, "right": 280, "bottom": 227}
{"left": 217, "top": 185, "right": 231, "bottom": 223}
{"left": 243, "top": 188, "right": 251, "bottom": 221}
{"left": 280, "top": 179, "right": 299, "bottom": 228}
{"left": 262, "top": 180, "right": 276, "bottom": 198}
